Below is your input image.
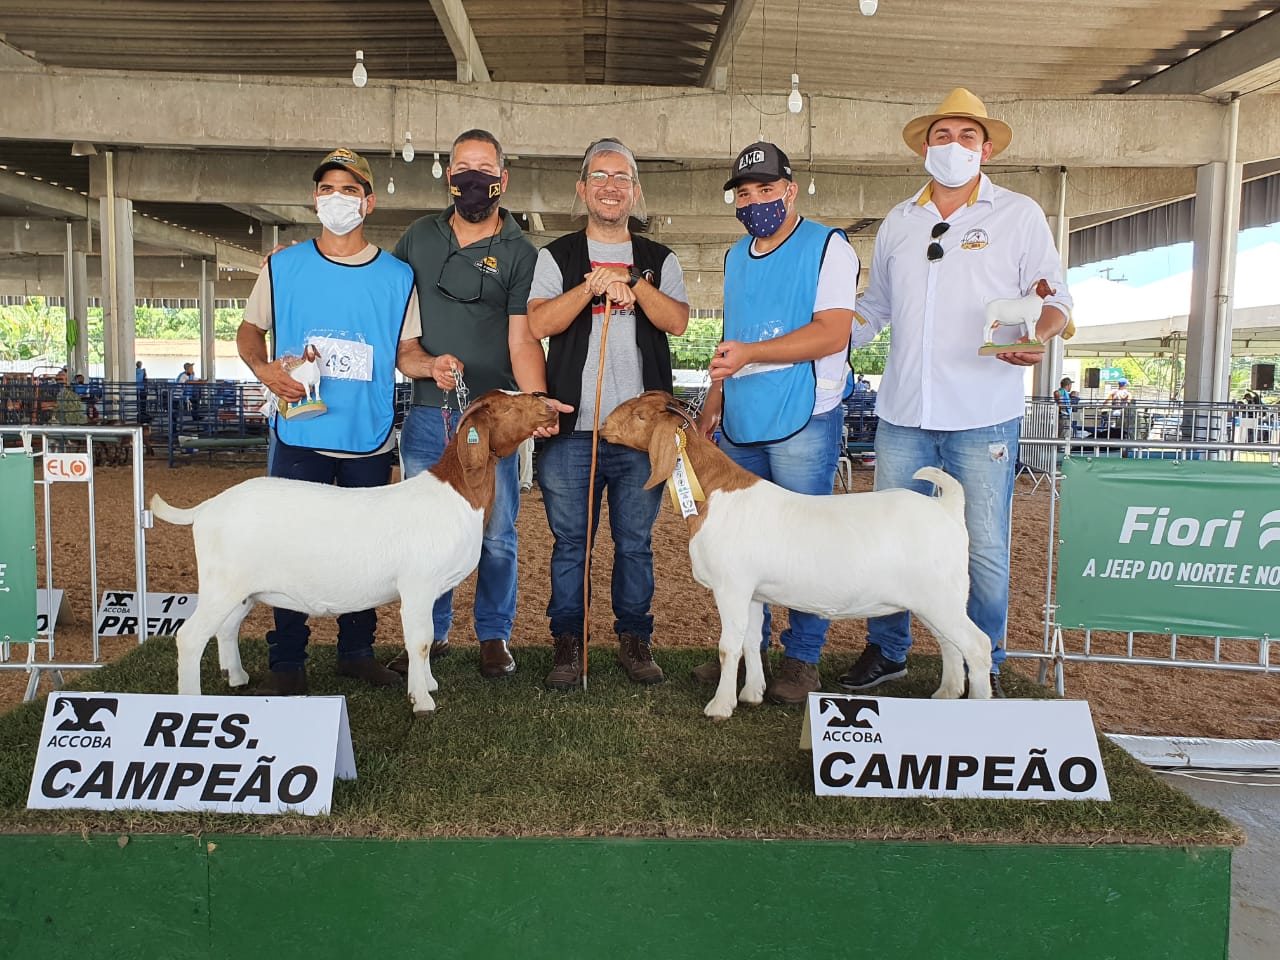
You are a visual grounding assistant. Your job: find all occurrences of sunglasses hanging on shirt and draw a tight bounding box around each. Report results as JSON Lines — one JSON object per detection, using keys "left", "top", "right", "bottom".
{"left": 926, "top": 221, "right": 951, "bottom": 262}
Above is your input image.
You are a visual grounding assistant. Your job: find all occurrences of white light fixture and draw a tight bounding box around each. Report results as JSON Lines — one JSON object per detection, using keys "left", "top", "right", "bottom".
{"left": 859, "top": 0, "right": 877, "bottom": 15}
{"left": 666, "top": 216, "right": 672, "bottom": 225}
{"left": 808, "top": 176, "right": 816, "bottom": 196}
{"left": 387, "top": 176, "right": 396, "bottom": 195}
{"left": 401, "top": 132, "right": 415, "bottom": 163}
{"left": 724, "top": 189, "right": 734, "bottom": 204}
{"left": 70, "top": 141, "right": 98, "bottom": 157}
{"left": 179, "top": 257, "right": 185, "bottom": 269}
{"left": 352, "top": 50, "right": 368, "bottom": 87}
{"left": 24, "top": 220, "right": 30, "bottom": 230}
{"left": 787, "top": 73, "right": 803, "bottom": 114}
{"left": 696, "top": 273, "right": 702, "bottom": 284}
{"left": 431, "top": 152, "right": 443, "bottom": 179}
{"left": 521, "top": 212, "right": 528, "bottom": 222}
{"left": 248, "top": 222, "right": 254, "bottom": 235}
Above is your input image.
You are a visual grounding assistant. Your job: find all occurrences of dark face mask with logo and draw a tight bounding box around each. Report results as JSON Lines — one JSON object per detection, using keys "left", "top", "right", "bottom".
{"left": 449, "top": 170, "right": 503, "bottom": 222}
{"left": 735, "top": 197, "right": 788, "bottom": 239}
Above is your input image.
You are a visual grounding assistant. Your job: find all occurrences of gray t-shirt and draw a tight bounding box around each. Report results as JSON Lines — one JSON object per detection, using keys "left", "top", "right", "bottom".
{"left": 530, "top": 239, "right": 687, "bottom": 430}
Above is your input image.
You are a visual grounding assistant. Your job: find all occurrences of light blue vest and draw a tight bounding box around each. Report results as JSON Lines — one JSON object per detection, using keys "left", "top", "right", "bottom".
{"left": 269, "top": 241, "right": 413, "bottom": 454}
{"left": 722, "top": 218, "right": 843, "bottom": 445}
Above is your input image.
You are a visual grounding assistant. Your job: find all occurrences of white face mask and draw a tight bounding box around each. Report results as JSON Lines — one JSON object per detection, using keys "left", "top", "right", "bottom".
{"left": 315, "top": 193, "right": 365, "bottom": 236}
{"left": 924, "top": 141, "right": 982, "bottom": 189}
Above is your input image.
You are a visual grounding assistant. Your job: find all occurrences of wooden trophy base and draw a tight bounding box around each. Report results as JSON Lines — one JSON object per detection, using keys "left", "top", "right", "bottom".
{"left": 978, "top": 340, "right": 1047, "bottom": 357}
{"left": 280, "top": 399, "right": 328, "bottom": 421}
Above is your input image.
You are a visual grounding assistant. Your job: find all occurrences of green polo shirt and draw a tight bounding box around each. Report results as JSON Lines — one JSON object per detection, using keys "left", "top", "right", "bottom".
{"left": 393, "top": 206, "right": 537, "bottom": 406}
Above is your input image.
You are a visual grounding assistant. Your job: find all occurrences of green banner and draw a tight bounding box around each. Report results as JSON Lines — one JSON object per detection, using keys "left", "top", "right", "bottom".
{"left": 1058, "top": 458, "right": 1280, "bottom": 638}
{"left": 0, "top": 451, "right": 38, "bottom": 643}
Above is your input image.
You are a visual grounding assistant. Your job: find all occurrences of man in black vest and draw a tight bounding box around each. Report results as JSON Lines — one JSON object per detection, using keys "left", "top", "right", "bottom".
{"left": 528, "top": 138, "right": 691, "bottom": 691}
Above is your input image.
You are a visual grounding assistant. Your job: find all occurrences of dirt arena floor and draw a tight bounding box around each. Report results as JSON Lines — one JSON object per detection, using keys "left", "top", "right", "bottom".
{"left": 5, "top": 453, "right": 1278, "bottom": 740}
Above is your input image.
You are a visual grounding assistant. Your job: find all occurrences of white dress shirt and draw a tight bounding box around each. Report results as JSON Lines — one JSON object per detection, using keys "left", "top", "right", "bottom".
{"left": 853, "top": 174, "right": 1073, "bottom": 431}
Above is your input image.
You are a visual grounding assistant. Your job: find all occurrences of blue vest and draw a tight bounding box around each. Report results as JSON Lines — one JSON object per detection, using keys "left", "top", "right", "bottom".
{"left": 722, "top": 218, "right": 843, "bottom": 445}
{"left": 269, "top": 241, "right": 413, "bottom": 454}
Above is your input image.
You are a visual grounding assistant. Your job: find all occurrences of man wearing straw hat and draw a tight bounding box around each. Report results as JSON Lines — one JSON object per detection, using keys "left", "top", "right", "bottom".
{"left": 527, "top": 137, "right": 690, "bottom": 691}
{"left": 839, "top": 89, "right": 1074, "bottom": 699}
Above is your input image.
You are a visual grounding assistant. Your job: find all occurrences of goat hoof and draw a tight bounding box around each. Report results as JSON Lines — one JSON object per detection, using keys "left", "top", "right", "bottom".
{"left": 703, "top": 701, "right": 734, "bottom": 720}
{"left": 739, "top": 684, "right": 765, "bottom": 705}
{"left": 225, "top": 669, "right": 250, "bottom": 688}
{"left": 931, "top": 685, "right": 963, "bottom": 700}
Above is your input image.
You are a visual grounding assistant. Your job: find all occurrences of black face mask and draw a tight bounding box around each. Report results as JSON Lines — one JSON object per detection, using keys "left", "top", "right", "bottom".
{"left": 449, "top": 169, "right": 503, "bottom": 222}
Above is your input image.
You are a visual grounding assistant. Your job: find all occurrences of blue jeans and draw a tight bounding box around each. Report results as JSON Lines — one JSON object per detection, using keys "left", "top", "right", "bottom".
{"left": 719, "top": 405, "right": 844, "bottom": 664}
{"left": 538, "top": 432, "right": 663, "bottom": 640}
{"left": 399, "top": 405, "right": 520, "bottom": 642}
{"left": 265, "top": 438, "right": 394, "bottom": 671}
{"left": 866, "top": 417, "right": 1020, "bottom": 673}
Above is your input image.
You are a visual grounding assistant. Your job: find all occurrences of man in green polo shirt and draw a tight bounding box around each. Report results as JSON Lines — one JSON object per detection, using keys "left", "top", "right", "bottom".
{"left": 390, "top": 128, "right": 569, "bottom": 680}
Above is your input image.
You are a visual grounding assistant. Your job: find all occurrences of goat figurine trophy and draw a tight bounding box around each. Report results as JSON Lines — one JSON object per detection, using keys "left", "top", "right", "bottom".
{"left": 279, "top": 343, "right": 328, "bottom": 421}
{"left": 978, "top": 279, "right": 1055, "bottom": 356}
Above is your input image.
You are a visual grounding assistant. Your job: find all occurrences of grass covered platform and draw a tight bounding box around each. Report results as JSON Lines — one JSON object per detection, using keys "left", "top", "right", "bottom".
{"left": 0, "top": 638, "right": 1239, "bottom": 845}
{"left": 0, "top": 641, "right": 1240, "bottom": 960}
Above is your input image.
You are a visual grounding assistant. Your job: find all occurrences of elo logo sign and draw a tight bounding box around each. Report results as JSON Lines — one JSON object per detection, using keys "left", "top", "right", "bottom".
{"left": 44, "top": 454, "right": 92, "bottom": 482}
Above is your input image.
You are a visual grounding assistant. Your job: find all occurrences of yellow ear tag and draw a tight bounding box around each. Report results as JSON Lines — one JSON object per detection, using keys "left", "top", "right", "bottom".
{"left": 466, "top": 426, "right": 480, "bottom": 444}
{"left": 666, "top": 428, "right": 705, "bottom": 518}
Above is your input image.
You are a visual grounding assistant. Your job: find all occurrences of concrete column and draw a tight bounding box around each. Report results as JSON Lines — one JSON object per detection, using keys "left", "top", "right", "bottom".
{"left": 262, "top": 224, "right": 279, "bottom": 255}
{"left": 98, "top": 193, "right": 136, "bottom": 382}
{"left": 1036, "top": 208, "right": 1069, "bottom": 399}
{"left": 63, "top": 223, "right": 89, "bottom": 376}
{"left": 1183, "top": 161, "right": 1241, "bottom": 404}
{"left": 199, "top": 259, "right": 216, "bottom": 380}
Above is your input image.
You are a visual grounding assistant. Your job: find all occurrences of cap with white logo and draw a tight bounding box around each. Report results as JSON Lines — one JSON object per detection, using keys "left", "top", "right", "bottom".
{"left": 724, "top": 141, "right": 793, "bottom": 191}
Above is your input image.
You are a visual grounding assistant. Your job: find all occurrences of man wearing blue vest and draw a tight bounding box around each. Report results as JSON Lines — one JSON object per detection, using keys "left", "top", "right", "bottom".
{"left": 236, "top": 147, "right": 432, "bottom": 695}
{"left": 692, "top": 141, "right": 860, "bottom": 704}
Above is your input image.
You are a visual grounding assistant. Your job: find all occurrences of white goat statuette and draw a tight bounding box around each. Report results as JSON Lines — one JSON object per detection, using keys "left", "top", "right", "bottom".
{"left": 286, "top": 343, "right": 324, "bottom": 404}
{"left": 151, "top": 390, "right": 558, "bottom": 716}
{"left": 981, "top": 279, "right": 1055, "bottom": 353}
{"left": 602, "top": 392, "right": 993, "bottom": 720}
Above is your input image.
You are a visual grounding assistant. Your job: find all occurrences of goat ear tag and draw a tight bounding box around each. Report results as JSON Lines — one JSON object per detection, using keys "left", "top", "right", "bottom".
{"left": 466, "top": 426, "right": 480, "bottom": 445}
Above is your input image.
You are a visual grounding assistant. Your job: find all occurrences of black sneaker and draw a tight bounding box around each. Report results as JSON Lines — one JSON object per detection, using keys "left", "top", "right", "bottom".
{"left": 962, "top": 671, "right": 1007, "bottom": 699}
{"left": 837, "top": 645, "right": 907, "bottom": 691}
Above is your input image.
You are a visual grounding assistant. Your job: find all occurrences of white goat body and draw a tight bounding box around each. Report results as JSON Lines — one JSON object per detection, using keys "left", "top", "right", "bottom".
{"left": 152, "top": 390, "right": 556, "bottom": 715}
{"left": 601, "top": 392, "right": 993, "bottom": 719}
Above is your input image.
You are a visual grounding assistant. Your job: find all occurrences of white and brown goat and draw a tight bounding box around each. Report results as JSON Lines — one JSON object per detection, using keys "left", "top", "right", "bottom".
{"left": 151, "top": 390, "right": 558, "bottom": 716}
{"left": 601, "top": 391, "right": 992, "bottom": 719}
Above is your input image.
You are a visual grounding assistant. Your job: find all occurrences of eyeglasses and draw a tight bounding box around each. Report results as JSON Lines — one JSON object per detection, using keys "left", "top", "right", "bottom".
{"left": 585, "top": 171, "right": 636, "bottom": 187}
{"left": 926, "top": 222, "right": 950, "bottom": 262}
{"left": 436, "top": 246, "right": 486, "bottom": 304}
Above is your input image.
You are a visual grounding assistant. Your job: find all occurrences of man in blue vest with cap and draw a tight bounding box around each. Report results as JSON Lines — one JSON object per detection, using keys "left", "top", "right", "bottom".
{"left": 237, "top": 147, "right": 433, "bottom": 695}
{"left": 692, "top": 140, "right": 860, "bottom": 704}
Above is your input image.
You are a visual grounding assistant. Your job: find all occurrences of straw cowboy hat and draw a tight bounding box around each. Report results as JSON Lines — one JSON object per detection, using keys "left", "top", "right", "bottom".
{"left": 902, "top": 88, "right": 1013, "bottom": 158}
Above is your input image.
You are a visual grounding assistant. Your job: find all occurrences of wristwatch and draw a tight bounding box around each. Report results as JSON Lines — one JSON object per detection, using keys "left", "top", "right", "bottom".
{"left": 626, "top": 270, "right": 641, "bottom": 288}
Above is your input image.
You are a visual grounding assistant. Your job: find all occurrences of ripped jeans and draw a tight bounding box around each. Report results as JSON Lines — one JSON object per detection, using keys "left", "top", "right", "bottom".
{"left": 865, "top": 417, "right": 1020, "bottom": 672}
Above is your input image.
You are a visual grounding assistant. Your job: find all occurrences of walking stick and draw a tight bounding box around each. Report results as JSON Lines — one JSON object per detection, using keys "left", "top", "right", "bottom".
{"left": 581, "top": 297, "right": 613, "bottom": 690}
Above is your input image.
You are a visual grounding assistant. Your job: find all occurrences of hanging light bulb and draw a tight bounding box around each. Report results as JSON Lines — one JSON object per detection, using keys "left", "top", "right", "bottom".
{"left": 666, "top": 216, "right": 672, "bottom": 225}
{"left": 180, "top": 257, "right": 185, "bottom": 269}
{"left": 787, "top": 74, "right": 803, "bottom": 114}
{"left": 248, "top": 222, "right": 254, "bottom": 235}
{"left": 808, "top": 176, "right": 816, "bottom": 196}
{"left": 724, "top": 189, "right": 734, "bottom": 204}
{"left": 859, "top": 0, "right": 878, "bottom": 15}
{"left": 401, "top": 132, "right": 415, "bottom": 163}
{"left": 696, "top": 273, "right": 702, "bottom": 284}
{"left": 387, "top": 176, "right": 396, "bottom": 195}
{"left": 24, "top": 220, "right": 30, "bottom": 230}
{"left": 521, "top": 212, "right": 528, "bottom": 222}
{"left": 352, "top": 50, "right": 368, "bottom": 87}
{"left": 431, "top": 152, "right": 443, "bottom": 179}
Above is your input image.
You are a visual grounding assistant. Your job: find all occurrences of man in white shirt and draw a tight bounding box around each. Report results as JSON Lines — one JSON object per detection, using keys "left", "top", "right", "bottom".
{"left": 839, "top": 89, "right": 1073, "bottom": 699}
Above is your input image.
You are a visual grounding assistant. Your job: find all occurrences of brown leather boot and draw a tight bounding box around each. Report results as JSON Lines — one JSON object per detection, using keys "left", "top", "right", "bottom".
{"left": 335, "top": 656, "right": 403, "bottom": 688}
{"left": 690, "top": 650, "right": 772, "bottom": 685}
{"left": 764, "top": 656, "right": 819, "bottom": 705}
{"left": 617, "top": 633, "right": 665, "bottom": 685}
{"left": 544, "top": 633, "right": 583, "bottom": 690}
{"left": 250, "top": 668, "right": 308, "bottom": 696}
{"left": 479, "top": 639, "right": 516, "bottom": 678}
{"left": 386, "top": 639, "right": 451, "bottom": 676}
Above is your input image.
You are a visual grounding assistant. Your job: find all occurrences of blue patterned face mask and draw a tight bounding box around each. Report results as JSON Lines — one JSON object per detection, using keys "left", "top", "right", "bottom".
{"left": 735, "top": 198, "right": 787, "bottom": 238}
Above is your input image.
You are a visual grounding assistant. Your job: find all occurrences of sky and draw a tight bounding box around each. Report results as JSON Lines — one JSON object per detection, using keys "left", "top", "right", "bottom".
{"left": 1067, "top": 223, "right": 1280, "bottom": 288}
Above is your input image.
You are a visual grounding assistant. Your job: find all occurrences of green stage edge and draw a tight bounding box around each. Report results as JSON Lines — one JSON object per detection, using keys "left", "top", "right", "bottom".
{"left": 0, "top": 834, "right": 1229, "bottom": 959}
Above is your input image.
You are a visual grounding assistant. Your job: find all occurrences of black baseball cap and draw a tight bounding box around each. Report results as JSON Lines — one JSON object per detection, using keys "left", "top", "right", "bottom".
{"left": 724, "top": 141, "right": 793, "bottom": 191}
